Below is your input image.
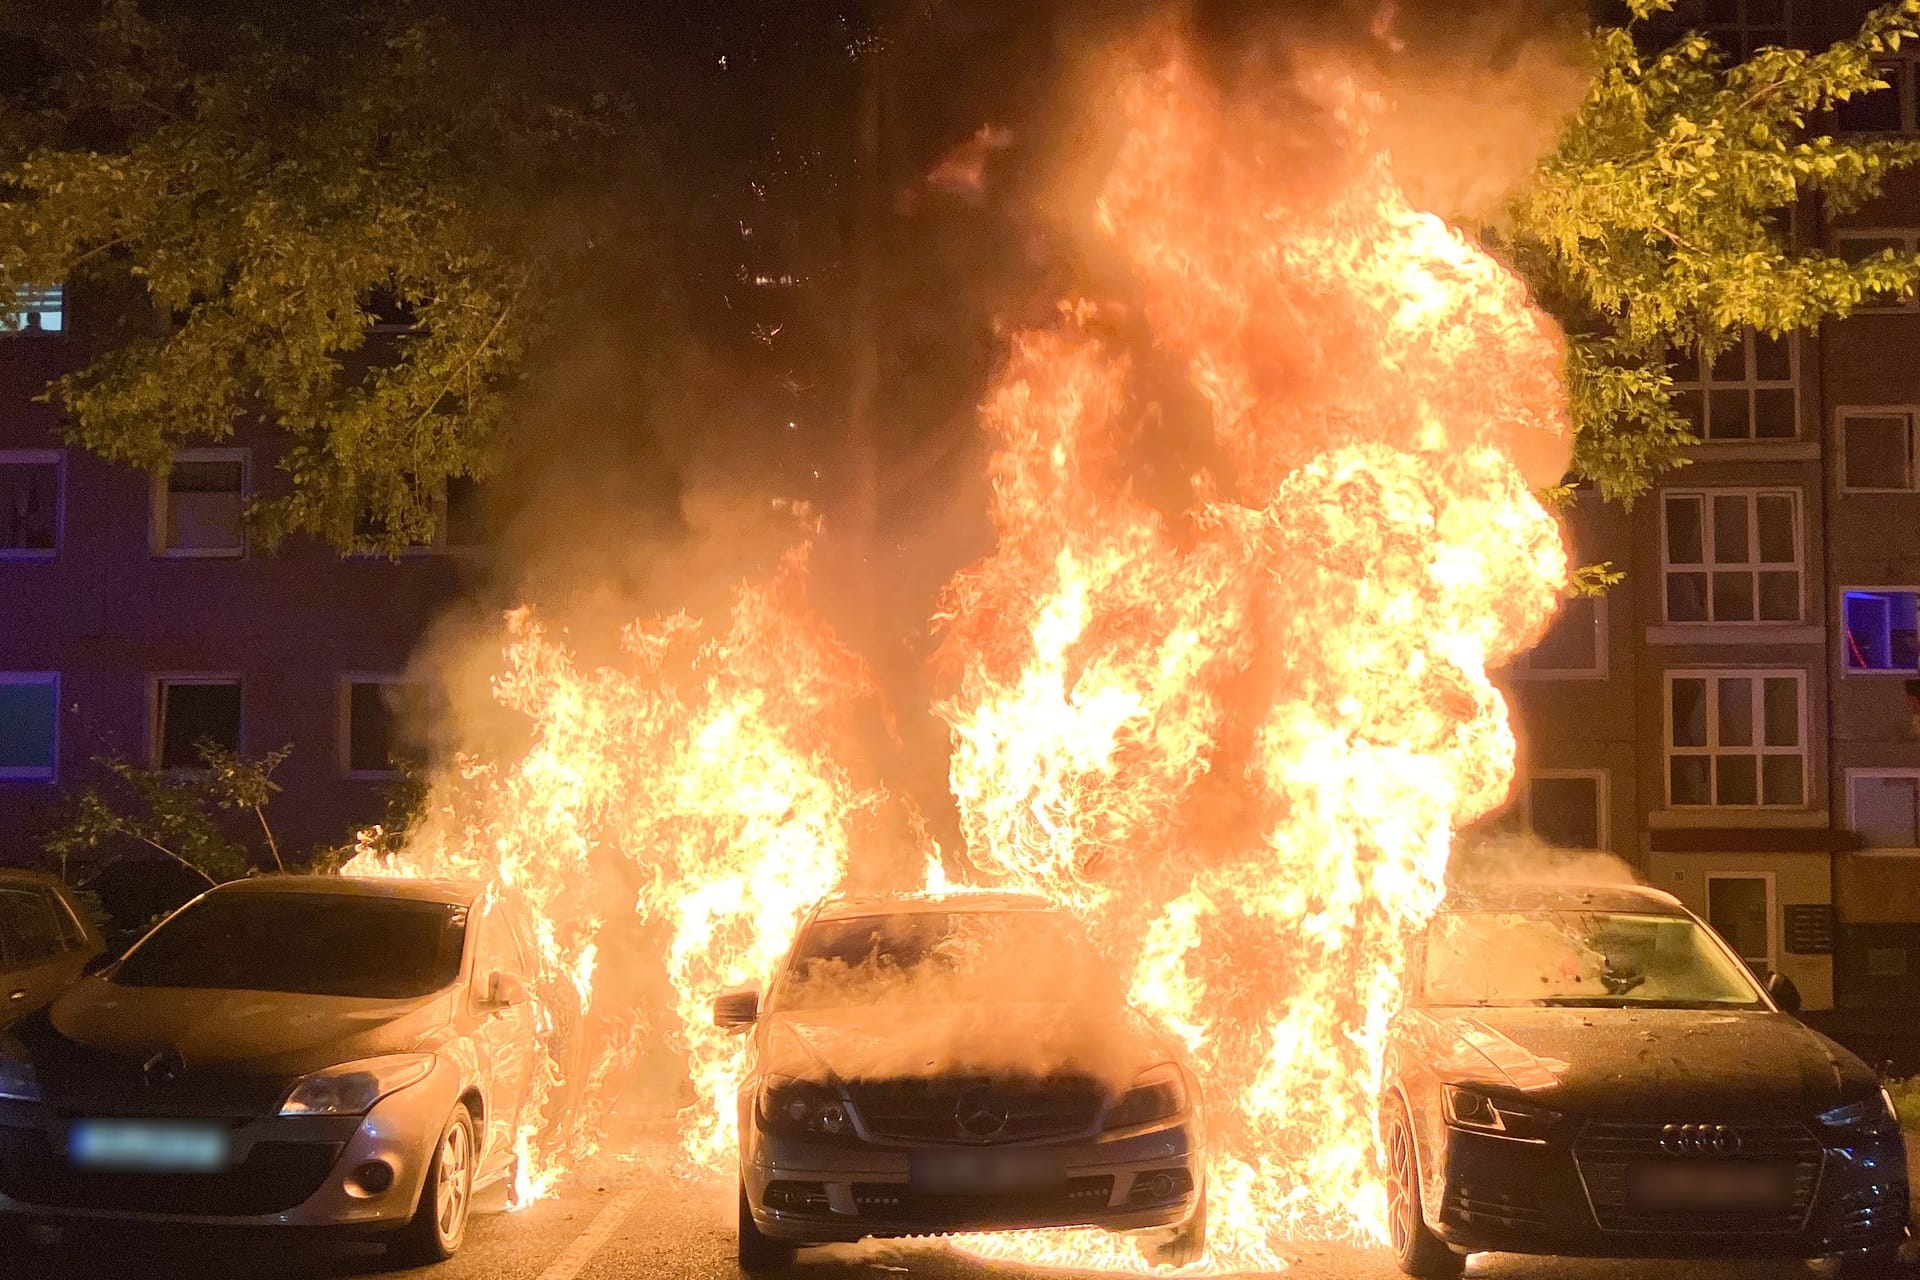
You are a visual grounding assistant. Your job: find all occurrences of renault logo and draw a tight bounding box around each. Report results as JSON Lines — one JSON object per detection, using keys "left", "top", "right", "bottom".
{"left": 1660, "top": 1123, "right": 1741, "bottom": 1156}
{"left": 955, "top": 1087, "right": 1009, "bottom": 1139}
{"left": 141, "top": 1048, "right": 185, "bottom": 1089}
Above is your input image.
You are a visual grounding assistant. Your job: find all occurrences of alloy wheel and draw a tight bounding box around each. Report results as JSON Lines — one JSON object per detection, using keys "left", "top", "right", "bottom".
{"left": 1386, "top": 1118, "right": 1415, "bottom": 1259}
{"left": 435, "top": 1116, "right": 473, "bottom": 1243}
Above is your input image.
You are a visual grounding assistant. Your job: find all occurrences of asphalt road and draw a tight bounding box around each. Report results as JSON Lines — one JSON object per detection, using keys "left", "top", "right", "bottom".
{"left": 7, "top": 1134, "right": 1841, "bottom": 1280}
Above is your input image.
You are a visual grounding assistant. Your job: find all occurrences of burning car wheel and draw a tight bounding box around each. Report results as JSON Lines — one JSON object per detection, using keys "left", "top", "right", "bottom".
{"left": 1147, "top": 1178, "right": 1206, "bottom": 1268}
{"left": 390, "top": 1105, "right": 477, "bottom": 1265}
{"left": 737, "top": 1183, "right": 797, "bottom": 1271}
{"left": 1385, "top": 1101, "right": 1462, "bottom": 1280}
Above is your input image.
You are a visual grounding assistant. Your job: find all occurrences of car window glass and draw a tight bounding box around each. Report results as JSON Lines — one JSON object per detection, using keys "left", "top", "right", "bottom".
{"left": 0, "top": 888, "right": 64, "bottom": 966}
{"left": 470, "top": 901, "right": 524, "bottom": 1003}
{"left": 1422, "top": 909, "right": 1763, "bottom": 1008}
{"left": 48, "top": 889, "right": 87, "bottom": 950}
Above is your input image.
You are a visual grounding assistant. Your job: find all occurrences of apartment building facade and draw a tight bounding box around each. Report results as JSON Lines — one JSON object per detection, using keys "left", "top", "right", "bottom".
{"left": 1505, "top": 0, "right": 1920, "bottom": 1011}
{"left": 0, "top": 289, "right": 475, "bottom": 869}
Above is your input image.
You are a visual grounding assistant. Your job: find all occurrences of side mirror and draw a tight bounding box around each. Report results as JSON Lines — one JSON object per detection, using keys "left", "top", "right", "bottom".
{"left": 713, "top": 988, "right": 759, "bottom": 1031}
{"left": 485, "top": 971, "right": 530, "bottom": 1009}
{"left": 1767, "top": 971, "right": 1803, "bottom": 1015}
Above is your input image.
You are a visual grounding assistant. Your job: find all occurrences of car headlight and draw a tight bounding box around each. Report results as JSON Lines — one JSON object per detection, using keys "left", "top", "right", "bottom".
{"left": 1106, "top": 1063, "right": 1188, "bottom": 1131}
{"left": 279, "top": 1053, "right": 435, "bottom": 1117}
{"left": 1819, "top": 1090, "right": 1901, "bottom": 1133}
{"left": 758, "top": 1075, "right": 853, "bottom": 1138}
{"left": 1442, "top": 1085, "right": 1561, "bottom": 1143}
{"left": 0, "top": 1054, "right": 40, "bottom": 1104}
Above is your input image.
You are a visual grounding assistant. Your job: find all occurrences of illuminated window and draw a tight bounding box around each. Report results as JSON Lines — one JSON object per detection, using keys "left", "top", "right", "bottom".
{"left": 1662, "top": 488, "right": 1802, "bottom": 623}
{"left": 0, "top": 673, "right": 58, "bottom": 781}
{"left": 1850, "top": 772, "right": 1920, "bottom": 848}
{"left": 1669, "top": 329, "right": 1797, "bottom": 442}
{"left": 2, "top": 284, "right": 63, "bottom": 334}
{"left": 0, "top": 451, "right": 60, "bottom": 557}
{"left": 1843, "top": 591, "right": 1920, "bottom": 672}
{"left": 1666, "top": 671, "right": 1806, "bottom": 807}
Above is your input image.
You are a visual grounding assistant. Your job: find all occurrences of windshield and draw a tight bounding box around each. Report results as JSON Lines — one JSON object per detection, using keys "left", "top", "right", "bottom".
{"left": 1421, "top": 909, "right": 1765, "bottom": 1009}
{"left": 115, "top": 892, "right": 468, "bottom": 999}
{"left": 772, "top": 909, "right": 1108, "bottom": 1012}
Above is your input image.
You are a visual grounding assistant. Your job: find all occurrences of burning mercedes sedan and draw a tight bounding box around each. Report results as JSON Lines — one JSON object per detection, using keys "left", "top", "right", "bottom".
{"left": 0, "top": 876, "right": 547, "bottom": 1265}
{"left": 1381, "top": 882, "right": 1909, "bottom": 1278}
{"left": 716, "top": 892, "right": 1205, "bottom": 1269}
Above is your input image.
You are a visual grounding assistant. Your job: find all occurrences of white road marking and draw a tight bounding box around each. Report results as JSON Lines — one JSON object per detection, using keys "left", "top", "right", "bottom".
{"left": 532, "top": 1182, "right": 649, "bottom": 1280}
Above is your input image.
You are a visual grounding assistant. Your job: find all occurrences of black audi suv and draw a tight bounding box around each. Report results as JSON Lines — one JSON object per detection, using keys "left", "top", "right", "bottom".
{"left": 1382, "top": 882, "right": 1909, "bottom": 1277}
{"left": 715, "top": 892, "right": 1205, "bottom": 1270}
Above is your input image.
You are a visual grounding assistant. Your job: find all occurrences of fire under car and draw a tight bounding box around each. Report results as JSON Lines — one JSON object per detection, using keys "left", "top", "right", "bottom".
{"left": 0, "top": 876, "right": 553, "bottom": 1265}
{"left": 1381, "top": 881, "right": 1909, "bottom": 1278}
{"left": 715, "top": 891, "right": 1206, "bottom": 1269}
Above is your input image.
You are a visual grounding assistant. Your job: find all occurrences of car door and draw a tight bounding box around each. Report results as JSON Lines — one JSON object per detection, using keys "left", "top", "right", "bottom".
{"left": 468, "top": 898, "right": 538, "bottom": 1174}
{"left": 0, "top": 884, "right": 82, "bottom": 1023}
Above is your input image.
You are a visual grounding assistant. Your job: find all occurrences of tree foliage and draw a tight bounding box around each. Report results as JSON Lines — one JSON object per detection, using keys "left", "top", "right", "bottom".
{"left": 1508, "top": 0, "right": 1920, "bottom": 503}
{"left": 0, "top": 1, "right": 634, "bottom": 550}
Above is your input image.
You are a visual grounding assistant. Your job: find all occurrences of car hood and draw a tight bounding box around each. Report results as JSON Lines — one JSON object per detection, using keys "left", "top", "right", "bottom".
{"left": 10, "top": 978, "right": 455, "bottom": 1110}
{"left": 1419, "top": 1004, "right": 1877, "bottom": 1117}
{"left": 761, "top": 1002, "right": 1168, "bottom": 1090}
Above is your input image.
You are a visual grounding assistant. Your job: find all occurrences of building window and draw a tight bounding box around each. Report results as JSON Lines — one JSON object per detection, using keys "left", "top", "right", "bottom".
{"left": 3, "top": 283, "right": 63, "bottom": 334}
{"left": 1850, "top": 772, "right": 1920, "bottom": 848}
{"left": 1526, "top": 772, "right": 1607, "bottom": 850}
{"left": 1662, "top": 488, "right": 1802, "bottom": 623}
{"left": 0, "top": 450, "right": 60, "bottom": 557}
{"left": 1839, "top": 409, "right": 1918, "bottom": 492}
{"left": 1706, "top": 873, "right": 1775, "bottom": 973}
{"left": 1837, "top": 57, "right": 1919, "bottom": 133}
{"left": 153, "top": 450, "right": 247, "bottom": 557}
{"left": 1508, "top": 594, "right": 1606, "bottom": 678}
{"left": 0, "top": 673, "right": 57, "bottom": 781}
{"left": 1843, "top": 590, "right": 1920, "bottom": 672}
{"left": 1833, "top": 229, "right": 1920, "bottom": 310}
{"left": 1669, "top": 329, "right": 1797, "bottom": 442}
{"left": 340, "top": 678, "right": 428, "bottom": 778}
{"left": 153, "top": 678, "right": 241, "bottom": 769}
{"left": 1667, "top": 671, "right": 1806, "bottom": 807}
{"left": 352, "top": 476, "right": 484, "bottom": 554}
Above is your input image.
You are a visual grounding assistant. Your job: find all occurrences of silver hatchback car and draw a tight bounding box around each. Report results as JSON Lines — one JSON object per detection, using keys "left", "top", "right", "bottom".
{"left": 717, "top": 892, "right": 1206, "bottom": 1269}
{"left": 0, "top": 876, "right": 547, "bottom": 1265}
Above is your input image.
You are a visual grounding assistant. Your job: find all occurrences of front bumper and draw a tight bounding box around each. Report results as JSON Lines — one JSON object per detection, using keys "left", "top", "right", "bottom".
{"left": 1429, "top": 1121, "right": 1910, "bottom": 1260}
{"left": 0, "top": 1063, "right": 460, "bottom": 1231}
{"left": 744, "top": 1120, "right": 1203, "bottom": 1244}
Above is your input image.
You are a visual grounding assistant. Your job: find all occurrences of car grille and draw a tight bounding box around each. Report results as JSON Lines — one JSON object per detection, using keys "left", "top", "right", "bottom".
{"left": 847, "top": 1076, "right": 1105, "bottom": 1145}
{"left": 0, "top": 1124, "right": 342, "bottom": 1216}
{"left": 1572, "top": 1120, "right": 1822, "bottom": 1235}
{"left": 850, "top": 1176, "right": 1114, "bottom": 1229}
{"left": 1444, "top": 1184, "right": 1549, "bottom": 1231}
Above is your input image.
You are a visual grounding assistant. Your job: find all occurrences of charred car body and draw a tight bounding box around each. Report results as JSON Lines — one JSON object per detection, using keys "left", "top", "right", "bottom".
{"left": 718, "top": 892, "right": 1205, "bottom": 1269}
{"left": 1382, "top": 882, "right": 1908, "bottom": 1278}
{"left": 0, "top": 877, "right": 552, "bottom": 1265}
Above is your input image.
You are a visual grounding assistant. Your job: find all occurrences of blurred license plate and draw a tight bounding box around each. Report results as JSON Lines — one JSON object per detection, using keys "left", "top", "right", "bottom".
{"left": 1630, "top": 1161, "right": 1792, "bottom": 1211}
{"left": 911, "top": 1149, "right": 1065, "bottom": 1195}
{"left": 68, "top": 1120, "right": 230, "bottom": 1172}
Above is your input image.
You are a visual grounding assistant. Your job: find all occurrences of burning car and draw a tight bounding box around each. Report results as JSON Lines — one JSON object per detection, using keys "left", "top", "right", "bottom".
{"left": 716, "top": 891, "right": 1206, "bottom": 1269}
{"left": 1381, "top": 882, "right": 1909, "bottom": 1278}
{"left": 0, "top": 876, "right": 547, "bottom": 1265}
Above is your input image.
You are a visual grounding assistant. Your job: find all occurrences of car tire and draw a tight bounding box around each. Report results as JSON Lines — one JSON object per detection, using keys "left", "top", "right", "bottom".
{"left": 1385, "top": 1099, "right": 1464, "bottom": 1280}
{"left": 1147, "top": 1179, "right": 1207, "bottom": 1268}
{"left": 737, "top": 1182, "right": 796, "bottom": 1271}
{"left": 389, "top": 1104, "right": 478, "bottom": 1266}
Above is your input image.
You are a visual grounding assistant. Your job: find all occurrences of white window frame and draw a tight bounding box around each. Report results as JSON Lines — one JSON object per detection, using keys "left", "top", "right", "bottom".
{"left": 1664, "top": 669, "right": 1809, "bottom": 809}
{"left": 1839, "top": 585, "right": 1920, "bottom": 675}
{"left": 0, "top": 672, "right": 58, "bottom": 782}
{"left": 0, "top": 448, "right": 63, "bottom": 560}
{"left": 151, "top": 447, "right": 249, "bottom": 559}
{"left": 1507, "top": 593, "right": 1609, "bottom": 680}
{"left": 1521, "top": 768, "right": 1610, "bottom": 851}
{"left": 1670, "top": 327, "right": 1800, "bottom": 442}
{"left": 1705, "top": 870, "right": 1779, "bottom": 974}
{"left": 149, "top": 674, "right": 244, "bottom": 770}
{"left": 1832, "top": 228, "right": 1920, "bottom": 312}
{"left": 1660, "top": 487, "right": 1804, "bottom": 624}
{"left": 1836, "top": 406, "right": 1920, "bottom": 493}
{"left": 338, "top": 674, "right": 420, "bottom": 780}
{"left": 1845, "top": 768, "right": 1920, "bottom": 850}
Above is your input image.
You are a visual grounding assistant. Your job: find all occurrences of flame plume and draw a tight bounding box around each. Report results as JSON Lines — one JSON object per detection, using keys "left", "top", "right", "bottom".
{"left": 933, "top": 46, "right": 1569, "bottom": 1268}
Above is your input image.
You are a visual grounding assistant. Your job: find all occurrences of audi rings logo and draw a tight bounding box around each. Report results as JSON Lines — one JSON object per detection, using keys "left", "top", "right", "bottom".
{"left": 1660, "top": 1123, "right": 1741, "bottom": 1156}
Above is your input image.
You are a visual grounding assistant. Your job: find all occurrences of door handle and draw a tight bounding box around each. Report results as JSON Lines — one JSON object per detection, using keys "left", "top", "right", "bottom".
{"left": 6, "top": 990, "right": 25, "bottom": 1002}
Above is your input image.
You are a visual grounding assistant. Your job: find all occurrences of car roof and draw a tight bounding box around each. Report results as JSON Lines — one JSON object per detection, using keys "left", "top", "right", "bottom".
{"left": 0, "top": 867, "right": 71, "bottom": 892}
{"left": 206, "top": 875, "right": 486, "bottom": 907}
{"left": 811, "top": 890, "right": 1057, "bottom": 922}
{"left": 1439, "top": 881, "right": 1689, "bottom": 917}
